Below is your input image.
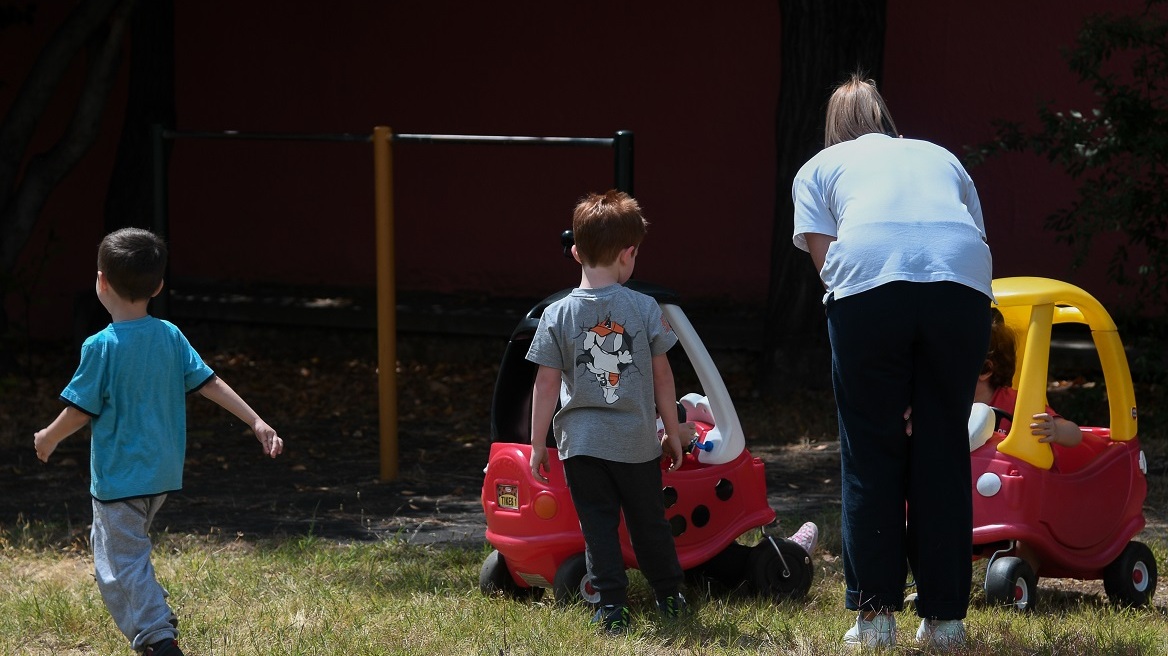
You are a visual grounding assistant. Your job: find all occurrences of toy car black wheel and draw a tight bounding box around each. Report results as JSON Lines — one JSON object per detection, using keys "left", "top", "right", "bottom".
{"left": 748, "top": 537, "right": 813, "bottom": 602}
{"left": 1103, "top": 541, "right": 1158, "bottom": 607}
{"left": 479, "top": 549, "right": 544, "bottom": 601}
{"left": 553, "top": 552, "right": 601, "bottom": 606}
{"left": 985, "top": 556, "right": 1037, "bottom": 611}
{"left": 687, "top": 541, "right": 752, "bottom": 591}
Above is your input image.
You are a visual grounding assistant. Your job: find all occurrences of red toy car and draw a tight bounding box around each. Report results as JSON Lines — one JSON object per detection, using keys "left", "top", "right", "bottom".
{"left": 968, "top": 277, "right": 1156, "bottom": 610}
{"left": 479, "top": 281, "right": 813, "bottom": 605}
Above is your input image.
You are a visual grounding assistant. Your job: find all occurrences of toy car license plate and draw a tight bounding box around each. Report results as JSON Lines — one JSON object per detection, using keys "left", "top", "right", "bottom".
{"left": 496, "top": 483, "right": 519, "bottom": 510}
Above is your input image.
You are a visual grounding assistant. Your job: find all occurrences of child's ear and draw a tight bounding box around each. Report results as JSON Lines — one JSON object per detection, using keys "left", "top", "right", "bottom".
{"left": 978, "top": 360, "right": 993, "bottom": 381}
{"left": 151, "top": 279, "right": 165, "bottom": 298}
{"left": 570, "top": 244, "right": 582, "bottom": 264}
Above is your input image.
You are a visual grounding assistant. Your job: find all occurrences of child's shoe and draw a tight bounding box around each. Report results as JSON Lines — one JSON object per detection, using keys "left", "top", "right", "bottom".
{"left": 657, "top": 592, "right": 687, "bottom": 618}
{"left": 592, "top": 604, "right": 631, "bottom": 634}
{"left": 843, "top": 610, "right": 896, "bottom": 647}
{"left": 916, "top": 618, "right": 966, "bottom": 650}
{"left": 789, "top": 521, "right": 819, "bottom": 555}
{"left": 143, "top": 638, "right": 185, "bottom": 656}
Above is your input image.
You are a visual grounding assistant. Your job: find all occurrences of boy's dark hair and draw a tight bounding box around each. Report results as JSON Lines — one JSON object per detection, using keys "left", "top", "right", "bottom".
{"left": 571, "top": 190, "right": 648, "bottom": 267}
{"left": 983, "top": 307, "right": 1017, "bottom": 390}
{"left": 97, "top": 228, "right": 167, "bottom": 301}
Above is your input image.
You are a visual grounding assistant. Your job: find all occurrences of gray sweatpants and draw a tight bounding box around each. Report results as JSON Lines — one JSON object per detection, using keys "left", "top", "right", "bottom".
{"left": 91, "top": 495, "right": 178, "bottom": 651}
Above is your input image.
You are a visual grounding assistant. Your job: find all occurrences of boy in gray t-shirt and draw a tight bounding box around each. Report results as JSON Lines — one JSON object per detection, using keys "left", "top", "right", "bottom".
{"left": 526, "top": 190, "right": 686, "bottom": 633}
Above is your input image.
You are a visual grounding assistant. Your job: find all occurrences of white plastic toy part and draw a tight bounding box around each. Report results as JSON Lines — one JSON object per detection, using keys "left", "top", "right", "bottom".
{"left": 968, "top": 402, "right": 996, "bottom": 452}
{"left": 976, "top": 472, "right": 1002, "bottom": 497}
{"left": 680, "top": 393, "right": 715, "bottom": 425}
{"left": 660, "top": 304, "right": 745, "bottom": 465}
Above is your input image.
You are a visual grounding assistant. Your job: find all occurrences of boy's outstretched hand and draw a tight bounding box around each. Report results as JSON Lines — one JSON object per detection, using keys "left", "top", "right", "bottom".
{"left": 253, "top": 419, "right": 284, "bottom": 457}
{"left": 33, "top": 406, "right": 90, "bottom": 464}
{"left": 33, "top": 429, "right": 58, "bottom": 463}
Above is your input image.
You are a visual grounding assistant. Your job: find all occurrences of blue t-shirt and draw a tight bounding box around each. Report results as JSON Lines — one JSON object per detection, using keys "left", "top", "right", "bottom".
{"left": 61, "top": 316, "right": 215, "bottom": 502}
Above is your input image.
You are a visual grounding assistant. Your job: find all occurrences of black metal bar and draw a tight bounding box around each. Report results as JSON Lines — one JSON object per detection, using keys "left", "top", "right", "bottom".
{"left": 613, "top": 129, "right": 634, "bottom": 195}
{"left": 163, "top": 129, "right": 372, "bottom": 143}
{"left": 161, "top": 130, "right": 618, "bottom": 148}
{"left": 151, "top": 128, "right": 636, "bottom": 318}
{"left": 392, "top": 134, "right": 613, "bottom": 147}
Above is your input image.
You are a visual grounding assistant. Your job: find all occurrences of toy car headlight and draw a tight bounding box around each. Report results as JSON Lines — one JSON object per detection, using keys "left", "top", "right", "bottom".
{"left": 533, "top": 491, "right": 558, "bottom": 520}
{"left": 976, "top": 472, "right": 1002, "bottom": 497}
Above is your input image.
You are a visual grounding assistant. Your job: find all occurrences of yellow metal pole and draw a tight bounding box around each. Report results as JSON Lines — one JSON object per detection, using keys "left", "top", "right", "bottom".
{"left": 373, "top": 126, "right": 398, "bottom": 481}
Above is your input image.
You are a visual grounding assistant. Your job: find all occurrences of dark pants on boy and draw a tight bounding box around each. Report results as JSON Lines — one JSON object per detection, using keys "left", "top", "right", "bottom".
{"left": 826, "top": 281, "right": 990, "bottom": 620}
{"left": 562, "top": 455, "right": 683, "bottom": 607}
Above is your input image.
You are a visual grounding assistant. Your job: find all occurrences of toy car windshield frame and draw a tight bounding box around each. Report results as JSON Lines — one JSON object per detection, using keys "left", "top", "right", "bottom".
{"left": 991, "top": 277, "right": 1137, "bottom": 470}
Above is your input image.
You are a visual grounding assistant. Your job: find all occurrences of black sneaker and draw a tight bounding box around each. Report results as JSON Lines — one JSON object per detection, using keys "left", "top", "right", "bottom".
{"left": 591, "top": 604, "right": 631, "bottom": 634}
{"left": 657, "top": 592, "right": 688, "bottom": 618}
{"left": 144, "top": 638, "right": 185, "bottom": 656}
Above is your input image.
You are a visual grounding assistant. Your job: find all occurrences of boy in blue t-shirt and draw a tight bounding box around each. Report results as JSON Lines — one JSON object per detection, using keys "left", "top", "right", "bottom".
{"left": 526, "top": 190, "right": 686, "bottom": 633}
{"left": 34, "top": 228, "right": 284, "bottom": 656}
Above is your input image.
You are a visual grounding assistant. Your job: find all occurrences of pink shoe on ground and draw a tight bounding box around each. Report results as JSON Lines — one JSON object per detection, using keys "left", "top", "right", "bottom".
{"left": 789, "top": 521, "right": 819, "bottom": 555}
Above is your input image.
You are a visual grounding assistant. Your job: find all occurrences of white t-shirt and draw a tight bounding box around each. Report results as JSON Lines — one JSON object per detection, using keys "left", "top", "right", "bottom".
{"left": 792, "top": 133, "right": 993, "bottom": 303}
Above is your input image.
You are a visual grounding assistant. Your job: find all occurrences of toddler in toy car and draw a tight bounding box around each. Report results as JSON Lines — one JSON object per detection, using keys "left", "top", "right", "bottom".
{"left": 972, "top": 308, "right": 1083, "bottom": 450}
{"left": 972, "top": 307, "right": 1085, "bottom": 576}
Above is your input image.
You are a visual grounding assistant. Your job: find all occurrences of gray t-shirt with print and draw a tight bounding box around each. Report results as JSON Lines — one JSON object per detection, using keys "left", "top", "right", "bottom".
{"left": 526, "top": 284, "right": 678, "bottom": 463}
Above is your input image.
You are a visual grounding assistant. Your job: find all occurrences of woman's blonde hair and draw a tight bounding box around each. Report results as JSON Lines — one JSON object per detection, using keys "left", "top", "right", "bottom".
{"left": 823, "top": 73, "right": 899, "bottom": 147}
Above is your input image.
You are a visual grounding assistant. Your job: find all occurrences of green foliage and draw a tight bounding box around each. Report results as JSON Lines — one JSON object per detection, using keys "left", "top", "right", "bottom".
{"left": 968, "top": 1, "right": 1168, "bottom": 306}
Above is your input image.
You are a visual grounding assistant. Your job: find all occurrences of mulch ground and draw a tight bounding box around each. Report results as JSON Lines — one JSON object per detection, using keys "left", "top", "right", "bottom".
{"left": 5, "top": 320, "right": 1168, "bottom": 610}
{"left": 0, "top": 321, "right": 841, "bottom": 547}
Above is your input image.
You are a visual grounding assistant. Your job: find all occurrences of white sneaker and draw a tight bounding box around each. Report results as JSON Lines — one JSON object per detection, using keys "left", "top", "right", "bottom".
{"left": 788, "top": 521, "right": 819, "bottom": 555}
{"left": 843, "top": 611, "right": 896, "bottom": 647}
{"left": 916, "top": 618, "right": 966, "bottom": 650}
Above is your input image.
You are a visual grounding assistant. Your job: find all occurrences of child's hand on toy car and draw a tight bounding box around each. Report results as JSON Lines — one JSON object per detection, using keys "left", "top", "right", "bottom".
{"left": 1030, "top": 412, "right": 1058, "bottom": 442}
{"left": 661, "top": 429, "right": 684, "bottom": 471}
{"left": 530, "top": 444, "right": 550, "bottom": 483}
{"left": 1030, "top": 412, "right": 1083, "bottom": 448}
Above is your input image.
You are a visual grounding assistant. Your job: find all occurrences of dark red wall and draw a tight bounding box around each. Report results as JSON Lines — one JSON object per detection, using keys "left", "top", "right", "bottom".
{"left": 5, "top": 1, "right": 1148, "bottom": 339}
{"left": 164, "top": 2, "right": 784, "bottom": 301}
{"left": 883, "top": 0, "right": 1143, "bottom": 307}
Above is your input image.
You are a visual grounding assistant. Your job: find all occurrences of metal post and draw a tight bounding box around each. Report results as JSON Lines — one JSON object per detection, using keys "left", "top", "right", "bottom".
{"left": 151, "top": 123, "right": 170, "bottom": 318}
{"left": 613, "top": 130, "right": 634, "bottom": 195}
{"left": 373, "top": 126, "right": 399, "bottom": 481}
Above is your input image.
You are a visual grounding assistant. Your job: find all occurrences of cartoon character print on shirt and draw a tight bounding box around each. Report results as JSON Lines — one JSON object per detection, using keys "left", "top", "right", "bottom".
{"left": 576, "top": 314, "right": 637, "bottom": 404}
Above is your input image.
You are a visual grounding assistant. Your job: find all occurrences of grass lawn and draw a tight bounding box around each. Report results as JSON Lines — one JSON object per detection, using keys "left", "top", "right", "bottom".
{"left": 2, "top": 516, "right": 1165, "bottom": 656}
{"left": 4, "top": 324, "right": 1168, "bottom": 654}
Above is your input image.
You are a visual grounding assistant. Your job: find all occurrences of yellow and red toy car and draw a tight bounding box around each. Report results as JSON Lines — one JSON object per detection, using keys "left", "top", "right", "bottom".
{"left": 970, "top": 277, "right": 1156, "bottom": 610}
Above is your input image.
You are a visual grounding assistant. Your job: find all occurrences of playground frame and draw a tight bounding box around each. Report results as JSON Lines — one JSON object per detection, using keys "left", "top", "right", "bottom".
{"left": 150, "top": 125, "right": 634, "bottom": 481}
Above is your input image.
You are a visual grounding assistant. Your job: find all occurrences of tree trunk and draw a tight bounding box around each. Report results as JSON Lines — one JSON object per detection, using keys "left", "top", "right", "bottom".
{"left": 0, "top": 0, "right": 134, "bottom": 270}
{"left": 0, "top": 0, "right": 135, "bottom": 340}
{"left": 761, "top": 0, "right": 888, "bottom": 392}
